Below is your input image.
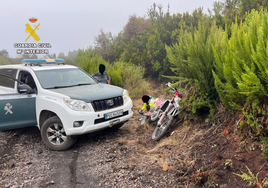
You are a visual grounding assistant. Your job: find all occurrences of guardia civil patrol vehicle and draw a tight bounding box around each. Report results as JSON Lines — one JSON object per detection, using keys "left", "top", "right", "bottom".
{"left": 0, "top": 59, "right": 133, "bottom": 150}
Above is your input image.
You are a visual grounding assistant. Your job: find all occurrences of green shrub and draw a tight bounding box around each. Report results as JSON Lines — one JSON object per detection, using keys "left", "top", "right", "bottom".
{"left": 107, "top": 62, "right": 123, "bottom": 87}
{"left": 121, "top": 62, "right": 149, "bottom": 98}
{"left": 261, "top": 136, "right": 268, "bottom": 157}
{"left": 233, "top": 166, "right": 268, "bottom": 187}
{"left": 166, "top": 20, "right": 223, "bottom": 117}
{"left": 213, "top": 10, "right": 268, "bottom": 134}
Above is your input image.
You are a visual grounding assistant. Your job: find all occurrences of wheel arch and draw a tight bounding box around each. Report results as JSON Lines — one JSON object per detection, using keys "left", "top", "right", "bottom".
{"left": 39, "top": 110, "right": 58, "bottom": 128}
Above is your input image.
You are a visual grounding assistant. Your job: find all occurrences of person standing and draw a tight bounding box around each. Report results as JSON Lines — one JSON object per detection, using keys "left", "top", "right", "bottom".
{"left": 92, "top": 64, "right": 111, "bottom": 84}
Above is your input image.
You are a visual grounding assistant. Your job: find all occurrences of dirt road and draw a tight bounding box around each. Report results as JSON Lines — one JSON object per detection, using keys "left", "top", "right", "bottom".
{"left": 0, "top": 117, "right": 178, "bottom": 188}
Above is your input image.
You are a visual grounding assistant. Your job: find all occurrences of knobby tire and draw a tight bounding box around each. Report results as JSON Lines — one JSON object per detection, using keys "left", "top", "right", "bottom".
{"left": 152, "top": 115, "right": 173, "bottom": 141}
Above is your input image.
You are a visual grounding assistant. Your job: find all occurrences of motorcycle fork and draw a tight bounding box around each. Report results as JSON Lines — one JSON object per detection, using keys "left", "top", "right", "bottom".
{"left": 157, "top": 104, "right": 171, "bottom": 125}
{"left": 158, "top": 114, "right": 166, "bottom": 125}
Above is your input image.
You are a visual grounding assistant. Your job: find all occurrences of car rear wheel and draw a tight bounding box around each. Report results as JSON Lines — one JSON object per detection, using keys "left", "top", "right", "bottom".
{"left": 41, "top": 116, "right": 77, "bottom": 151}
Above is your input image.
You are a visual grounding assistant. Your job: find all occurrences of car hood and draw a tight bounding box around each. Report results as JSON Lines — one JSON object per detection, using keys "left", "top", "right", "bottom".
{"left": 50, "top": 84, "right": 123, "bottom": 103}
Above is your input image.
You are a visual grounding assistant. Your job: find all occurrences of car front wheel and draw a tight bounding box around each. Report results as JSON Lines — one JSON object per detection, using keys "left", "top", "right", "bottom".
{"left": 41, "top": 116, "right": 77, "bottom": 151}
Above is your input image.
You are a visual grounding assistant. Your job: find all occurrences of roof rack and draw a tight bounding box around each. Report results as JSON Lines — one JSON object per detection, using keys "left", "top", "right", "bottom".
{"left": 21, "top": 59, "right": 65, "bottom": 66}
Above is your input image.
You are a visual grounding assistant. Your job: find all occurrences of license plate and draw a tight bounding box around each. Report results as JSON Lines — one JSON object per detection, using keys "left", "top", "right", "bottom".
{"left": 105, "top": 109, "right": 123, "bottom": 119}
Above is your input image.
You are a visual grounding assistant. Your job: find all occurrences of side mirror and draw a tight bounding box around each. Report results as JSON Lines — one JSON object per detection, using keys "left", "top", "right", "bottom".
{"left": 18, "top": 84, "right": 32, "bottom": 94}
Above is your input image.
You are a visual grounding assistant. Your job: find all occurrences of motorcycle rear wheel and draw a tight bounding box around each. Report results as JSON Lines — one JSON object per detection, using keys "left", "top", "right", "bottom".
{"left": 152, "top": 115, "right": 173, "bottom": 141}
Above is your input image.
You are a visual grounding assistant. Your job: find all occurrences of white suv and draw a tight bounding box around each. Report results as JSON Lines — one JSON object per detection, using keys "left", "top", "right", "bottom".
{"left": 0, "top": 59, "right": 133, "bottom": 150}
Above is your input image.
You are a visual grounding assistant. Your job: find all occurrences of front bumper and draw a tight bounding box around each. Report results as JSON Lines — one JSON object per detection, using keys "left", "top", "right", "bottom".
{"left": 64, "top": 99, "right": 133, "bottom": 136}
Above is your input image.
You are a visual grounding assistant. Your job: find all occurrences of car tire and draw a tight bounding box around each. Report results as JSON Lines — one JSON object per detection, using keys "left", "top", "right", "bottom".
{"left": 41, "top": 116, "right": 77, "bottom": 151}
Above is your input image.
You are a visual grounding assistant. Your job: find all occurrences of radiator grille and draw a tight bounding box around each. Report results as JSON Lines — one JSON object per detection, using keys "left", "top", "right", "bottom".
{"left": 91, "top": 96, "right": 123, "bottom": 112}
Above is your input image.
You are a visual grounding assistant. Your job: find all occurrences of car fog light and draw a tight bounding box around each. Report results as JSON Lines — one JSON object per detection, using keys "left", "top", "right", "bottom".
{"left": 73, "top": 121, "right": 83, "bottom": 127}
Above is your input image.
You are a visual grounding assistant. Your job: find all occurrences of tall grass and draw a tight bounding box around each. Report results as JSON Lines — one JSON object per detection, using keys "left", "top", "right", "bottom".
{"left": 122, "top": 63, "right": 149, "bottom": 98}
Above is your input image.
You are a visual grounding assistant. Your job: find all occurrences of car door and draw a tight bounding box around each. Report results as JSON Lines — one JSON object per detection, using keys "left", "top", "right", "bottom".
{"left": 0, "top": 68, "right": 37, "bottom": 131}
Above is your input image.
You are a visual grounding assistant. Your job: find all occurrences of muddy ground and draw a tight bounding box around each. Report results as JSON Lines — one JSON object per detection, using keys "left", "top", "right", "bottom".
{"left": 0, "top": 101, "right": 268, "bottom": 188}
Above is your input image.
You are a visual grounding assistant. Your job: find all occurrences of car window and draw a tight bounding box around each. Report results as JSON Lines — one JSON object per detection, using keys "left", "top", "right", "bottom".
{"left": 0, "top": 69, "right": 18, "bottom": 88}
{"left": 18, "top": 71, "right": 37, "bottom": 93}
{"left": 35, "top": 68, "right": 96, "bottom": 89}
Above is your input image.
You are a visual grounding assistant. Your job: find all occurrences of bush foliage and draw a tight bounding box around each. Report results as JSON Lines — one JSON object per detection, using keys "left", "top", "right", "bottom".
{"left": 213, "top": 10, "right": 268, "bottom": 133}
{"left": 165, "top": 20, "right": 222, "bottom": 116}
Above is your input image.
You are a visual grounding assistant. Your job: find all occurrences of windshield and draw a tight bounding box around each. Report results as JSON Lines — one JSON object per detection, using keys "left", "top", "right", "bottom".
{"left": 35, "top": 68, "right": 96, "bottom": 89}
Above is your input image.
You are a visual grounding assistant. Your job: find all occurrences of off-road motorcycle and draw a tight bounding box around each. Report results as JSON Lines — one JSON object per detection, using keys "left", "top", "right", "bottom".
{"left": 151, "top": 82, "right": 183, "bottom": 140}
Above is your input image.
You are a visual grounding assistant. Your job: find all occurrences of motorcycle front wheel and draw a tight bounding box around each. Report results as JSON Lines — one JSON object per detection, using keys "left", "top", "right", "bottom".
{"left": 152, "top": 115, "right": 173, "bottom": 141}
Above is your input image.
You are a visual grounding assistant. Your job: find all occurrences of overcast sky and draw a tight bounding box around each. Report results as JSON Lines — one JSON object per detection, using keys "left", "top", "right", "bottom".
{"left": 0, "top": 0, "right": 216, "bottom": 58}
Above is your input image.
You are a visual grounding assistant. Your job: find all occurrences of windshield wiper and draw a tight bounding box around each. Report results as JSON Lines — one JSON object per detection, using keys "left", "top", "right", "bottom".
{"left": 77, "top": 83, "right": 92, "bottom": 86}
{"left": 46, "top": 85, "right": 73, "bottom": 89}
{"left": 46, "top": 83, "right": 92, "bottom": 89}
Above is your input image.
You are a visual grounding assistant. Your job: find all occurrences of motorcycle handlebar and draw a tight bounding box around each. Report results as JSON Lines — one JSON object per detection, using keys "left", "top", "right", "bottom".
{"left": 165, "top": 82, "right": 172, "bottom": 87}
{"left": 166, "top": 82, "right": 177, "bottom": 92}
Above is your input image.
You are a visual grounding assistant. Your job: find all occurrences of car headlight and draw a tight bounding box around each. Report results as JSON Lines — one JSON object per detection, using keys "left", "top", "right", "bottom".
{"left": 123, "top": 89, "right": 130, "bottom": 104}
{"left": 63, "top": 98, "right": 91, "bottom": 111}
